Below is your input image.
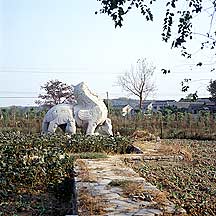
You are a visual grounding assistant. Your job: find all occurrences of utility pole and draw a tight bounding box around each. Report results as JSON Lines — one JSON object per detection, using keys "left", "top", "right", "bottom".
{"left": 106, "top": 91, "right": 110, "bottom": 116}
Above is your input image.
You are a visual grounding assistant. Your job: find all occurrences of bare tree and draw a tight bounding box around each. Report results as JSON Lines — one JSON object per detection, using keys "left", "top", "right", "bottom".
{"left": 117, "top": 58, "right": 156, "bottom": 110}
{"left": 35, "top": 80, "right": 74, "bottom": 108}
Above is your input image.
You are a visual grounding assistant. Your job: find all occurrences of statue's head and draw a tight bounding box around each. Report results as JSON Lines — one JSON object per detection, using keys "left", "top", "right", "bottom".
{"left": 74, "top": 82, "right": 87, "bottom": 91}
{"left": 72, "top": 82, "right": 90, "bottom": 98}
{"left": 72, "top": 82, "right": 101, "bottom": 104}
{"left": 95, "top": 118, "right": 113, "bottom": 136}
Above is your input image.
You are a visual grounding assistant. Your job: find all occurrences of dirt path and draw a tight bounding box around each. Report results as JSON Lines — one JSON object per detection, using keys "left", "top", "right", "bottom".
{"left": 75, "top": 153, "right": 186, "bottom": 215}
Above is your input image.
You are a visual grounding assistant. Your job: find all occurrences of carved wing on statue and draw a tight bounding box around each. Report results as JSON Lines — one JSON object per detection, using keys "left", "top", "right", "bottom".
{"left": 78, "top": 109, "right": 93, "bottom": 120}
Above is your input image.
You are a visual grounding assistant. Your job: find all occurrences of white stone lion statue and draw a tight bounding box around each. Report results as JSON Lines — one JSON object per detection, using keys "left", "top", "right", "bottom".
{"left": 41, "top": 82, "right": 113, "bottom": 136}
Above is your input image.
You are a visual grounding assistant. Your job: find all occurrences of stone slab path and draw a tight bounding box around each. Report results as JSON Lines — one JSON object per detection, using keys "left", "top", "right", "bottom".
{"left": 74, "top": 155, "right": 186, "bottom": 216}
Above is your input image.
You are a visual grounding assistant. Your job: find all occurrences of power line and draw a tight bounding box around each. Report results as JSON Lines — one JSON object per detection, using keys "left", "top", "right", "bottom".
{"left": 0, "top": 70, "right": 122, "bottom": 74}
{"left": 0, "top": 91, "right": 38, "bottom": 94}
{"left": 0, "top": 70, "right": 83, "bottom": 74}
{"left": 0, "top": 96, "right": 38, "bottom": 98}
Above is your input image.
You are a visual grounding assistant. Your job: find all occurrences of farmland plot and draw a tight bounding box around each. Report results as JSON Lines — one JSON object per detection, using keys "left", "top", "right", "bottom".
{"left": 1, "top": 129, "right": 216, "bottom": 215}
{"left": 125, "top": 139, "right": 216, "bottom": 215}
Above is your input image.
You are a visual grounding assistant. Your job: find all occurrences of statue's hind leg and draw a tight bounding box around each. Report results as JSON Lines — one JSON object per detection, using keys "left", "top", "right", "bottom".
{"left": 86, "top": 121, "right": 97, "bottom": 135}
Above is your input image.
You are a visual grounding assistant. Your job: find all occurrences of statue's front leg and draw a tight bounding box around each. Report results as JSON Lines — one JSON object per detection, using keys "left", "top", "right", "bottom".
{"left": 65, "top": 119, "right": 76, "bottom": 134}
{"left": 86, "top": 121, "right": 98, "bottom": 135}
{"left": 47, "top": 120, "right": 58, "bottom": 133}
{"left": 42, "top": 121, "right": 49, "bottom": 134}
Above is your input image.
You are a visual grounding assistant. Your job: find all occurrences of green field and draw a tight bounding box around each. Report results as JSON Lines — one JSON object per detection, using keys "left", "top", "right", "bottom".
{"left": 125, "top": 139, "right": 216, "bottom": 215}
{"left": 1, "top": 110, "right": 216, "bottom": 215}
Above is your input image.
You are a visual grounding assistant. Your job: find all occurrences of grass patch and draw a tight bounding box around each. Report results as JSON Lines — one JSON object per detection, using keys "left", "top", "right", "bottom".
{"left": 73, "top": 152, "right": 108, "bottom": 159}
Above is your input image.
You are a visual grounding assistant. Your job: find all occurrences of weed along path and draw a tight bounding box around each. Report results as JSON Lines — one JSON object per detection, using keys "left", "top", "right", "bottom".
{"left": 74, "top": 154, "right": 186, "bottom": 215}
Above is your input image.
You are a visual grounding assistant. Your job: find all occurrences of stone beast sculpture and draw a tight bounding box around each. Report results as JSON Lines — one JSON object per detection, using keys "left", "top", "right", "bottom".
{"left": 72, "top": 82, "right": 111, "bottom": 135}
{"left": 41, "top": 104, "right": 113, "bottom": 135}
{"left": 41, "top": 82, "right": 113, "bottom": 136}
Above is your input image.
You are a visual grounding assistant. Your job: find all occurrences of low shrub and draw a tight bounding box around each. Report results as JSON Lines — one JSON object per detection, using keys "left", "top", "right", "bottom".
{"left": 0, "top": 131, "right": 130, "bottom": 215}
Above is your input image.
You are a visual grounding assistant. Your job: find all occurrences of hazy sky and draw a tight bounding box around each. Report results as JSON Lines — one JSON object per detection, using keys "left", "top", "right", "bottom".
{"left": 0, "top": 0, "right": 216, "bottom": 106}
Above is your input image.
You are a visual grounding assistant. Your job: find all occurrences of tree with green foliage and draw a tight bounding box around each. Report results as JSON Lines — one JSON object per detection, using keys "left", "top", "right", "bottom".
{"left": 35, "top": 80, "right": 74, "bottom": 107}
{"left": 207, "top": 79, "right": 216, "bottom": 100}
{"left": 180, "top": 92, "right": 198, "bottom": 102}
{"left": 96, "top": 0, "right": 216, "bottom": 72}
{"left": 0, "top": 108, "right": 9, "bottom": 127}
{"left": 117, "top": 58, "right": 155, "bottom": 110}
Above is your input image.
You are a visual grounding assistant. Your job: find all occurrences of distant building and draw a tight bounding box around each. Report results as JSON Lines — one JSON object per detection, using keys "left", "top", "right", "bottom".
{"left": 142, "top": 100, "right": 176, "bottom": 113}
{"left": 171, "top": 100, "right": 216, "bottom": 114}
{"left": 188, "top": 102, "right": 205, "bottom": 114}
{"left": 122, "top": 105, "right": 133, "bottom": 116}
{"left": 111, "top": 98, "right": 138, "bottom": 108}
{"left": 196, "top": 98, "right": 212, "bottom": 103}
{"left": 110, "top": 97, "right": 216, "bottom": 114}
{"left": 142, "top": 101, "right": 153, "bottom": 113}
{"left": 169, "top": 102, "right": 191, "bottom": 112}
{"left": 151, "top": 100, "right": 176, "bottom": 112}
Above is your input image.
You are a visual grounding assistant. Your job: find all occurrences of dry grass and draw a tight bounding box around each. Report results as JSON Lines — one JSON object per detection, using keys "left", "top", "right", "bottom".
{"left": 108, "top": 179, "right": 145, "bottom": 196}
{"left": 151, "top": 190, "right": 169, "bottom": 205}
{"left": 132, "top": 140, "right": 159, "bottom": 155}
{"left": 123, "top": 182, "right": 146, "bottom": 197}
{"left": 157, "top": 143, "right": 181, "bottom": 155}
{"left": 78, "top": 188, "right": 107, "bottom": 215}
{"left": 132, "top": 130, "right": 156, "bottom": 141}
{"left": 131, "top": 135, "right": 193, "bottom": 162}
{"left": 179, "top": 147, "right": 193, "bottom": 161}
{"left": 76, "top": 160, "right": 97, "bottom": 182}
{"left": 108, "top": 179, "right": 169, "bottom": 206}
{"left": 76, "top": 159, "right": 107, "bottom": 215}
{"left": 157, "top": 142, "right": 193, "bottom": 161}
{"left": 113, "top": 168, "right": 134, "bottom": 177}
